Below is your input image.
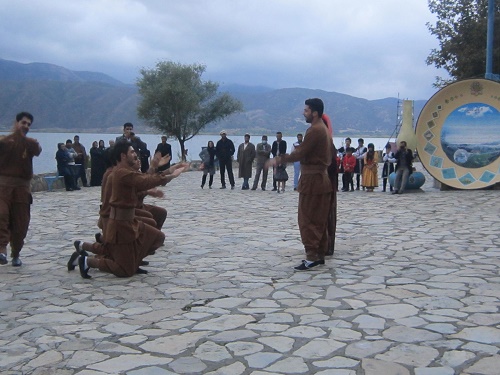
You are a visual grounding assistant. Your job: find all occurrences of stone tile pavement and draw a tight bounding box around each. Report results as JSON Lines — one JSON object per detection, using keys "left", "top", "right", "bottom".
{"left": 1, "top": 164, "right": 499, "bottom": 374}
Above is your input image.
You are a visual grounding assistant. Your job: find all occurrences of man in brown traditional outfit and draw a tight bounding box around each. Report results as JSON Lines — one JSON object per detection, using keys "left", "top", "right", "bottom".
{"left": 69, "top": 141, "right": 186, "bottom": 278}
{"left": 0, "top": 112, "right": 42, "bottom": 266}
{"left": 267, "top": 98, "right": 333, "bottom": 270}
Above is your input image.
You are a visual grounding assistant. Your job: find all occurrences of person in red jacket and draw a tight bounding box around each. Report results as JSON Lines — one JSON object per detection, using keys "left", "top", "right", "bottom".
{"left": 341, "top": 147, "right": 356, "bottom": 192}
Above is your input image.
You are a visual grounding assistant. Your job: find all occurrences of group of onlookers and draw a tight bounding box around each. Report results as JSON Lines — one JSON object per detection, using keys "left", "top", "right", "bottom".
{"left": 199, "top": 131, "right": 300, "bottom": 193}
{"left": 336, "top": 137, "right": 414, "bottom": 194}
{"left": 55, "top": 123, "right": 173, "bottom": 192}
{"left": 55, "top": 136, "right": 89, "bottom": 191}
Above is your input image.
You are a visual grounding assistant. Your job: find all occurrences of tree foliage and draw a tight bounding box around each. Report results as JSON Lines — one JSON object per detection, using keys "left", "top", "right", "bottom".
{"left": 137, "top": 61, "right": 243, "bottom": 160}
{"left": 426, "top": 0, "right": 500, "bottom": 87}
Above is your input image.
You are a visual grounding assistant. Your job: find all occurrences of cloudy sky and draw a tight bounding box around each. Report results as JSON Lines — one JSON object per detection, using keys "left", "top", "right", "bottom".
{"left": 0, "top": 0, "right": 448, "bottom": 100}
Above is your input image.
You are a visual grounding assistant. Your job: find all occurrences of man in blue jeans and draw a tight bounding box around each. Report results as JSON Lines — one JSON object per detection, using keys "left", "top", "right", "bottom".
{"left": 291, "top": 133, "right": 303, "bottom": 190}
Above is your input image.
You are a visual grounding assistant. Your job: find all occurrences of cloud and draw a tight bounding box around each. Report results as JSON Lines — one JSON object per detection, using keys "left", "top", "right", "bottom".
{"left": 458, "top": 106, "right": 493, "bottom": 118}
{"left": 0, "top": 0, "right": 447, "bottom": 99}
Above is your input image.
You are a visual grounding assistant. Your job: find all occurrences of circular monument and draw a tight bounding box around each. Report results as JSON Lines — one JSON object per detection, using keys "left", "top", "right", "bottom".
{"left": 416, "top": 79, "right": 500, "bottom": 189}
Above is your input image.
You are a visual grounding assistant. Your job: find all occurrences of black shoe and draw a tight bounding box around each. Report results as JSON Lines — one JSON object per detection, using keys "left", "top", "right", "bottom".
{"left": 74, "top": 240, "right": 81, "bottom": 253}
{"left": 140, "top": 260, "right": 149, "bottom": 266}
{"left": 74, "top": 187, "right": 81, "bottom": 190}
{"left": 251, "top": 187, "right": 257, "bottom": 190}
{"left": 220, "top": 186, "right": 226, "bottom": 189}
{"left": 136, "top": 267, "right": 148, "bottom": 274}
{"left": 201, "top": 185, "right": 204, "bottom": 189}
{"left": 73, "top": 240, "right": 88, "bottom": 254}
{"left": 209, "top": 186, "right": 212, "bottom": 189}
{"left": 79, "top": 256, "right": 91, "bottom": 279}
{"left": 67, "top": 251, "right": 80, "bottom": 271}
{"left": 11, "top": 257, "right": 22, "bottom": 267}
{"left": 231, "top": 185, "right": 235, "bottom": 190}
{"left": 261, "top": 187, "right": 266, "bottom": 191}
{"left": 95, "top": 233, "right": 103, "bottom": 244}
{"left": 318, "top": 259, "right": 326, "bottom": 264}
{"left": 392, "top": 190, "right": 398, "bottom": 194}
{"left": 271, "top": 188, "right": 277, "bottom": 191}
{"left": 0, "top": 253, "right": 7, "bottom": 265}
{"left": 294, "top": 260, "right": 322, "bottom": 271}
{"left": 66, "top": 188, "right": 73, "bottom": 191}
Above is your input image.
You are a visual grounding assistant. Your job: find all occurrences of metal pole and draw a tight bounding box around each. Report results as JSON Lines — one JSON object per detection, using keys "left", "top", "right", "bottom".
{"left": 485, "top": 0, "right": 496, "bottom": 80}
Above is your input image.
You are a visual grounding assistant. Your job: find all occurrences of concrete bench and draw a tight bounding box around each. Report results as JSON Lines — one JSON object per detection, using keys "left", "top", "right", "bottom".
{"left": 43, "top": 174, "right": 64, "bottom": 191}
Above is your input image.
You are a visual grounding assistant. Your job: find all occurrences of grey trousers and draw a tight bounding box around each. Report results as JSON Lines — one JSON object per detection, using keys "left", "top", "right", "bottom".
{"left": 394, "top": 168, "right": 410, "bottom": 193}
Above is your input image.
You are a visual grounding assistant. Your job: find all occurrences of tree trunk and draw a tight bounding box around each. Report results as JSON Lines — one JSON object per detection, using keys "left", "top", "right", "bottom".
{"left": 179, "top": 139, "right": 186, "bottom": 162}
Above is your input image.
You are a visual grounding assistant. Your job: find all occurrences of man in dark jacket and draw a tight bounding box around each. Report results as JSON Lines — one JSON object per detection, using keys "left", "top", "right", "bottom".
{"left": 155, "top": 136, "right": 172, "bottom": 172}
{"left": 116, "top": 123, "right": 150, "bottom": 173}
{"left": 73, "top": 135, "right": 89, "bottom": 187}
{"left": 393, "top": 140, "right": 414, "bottom": 195}
{"left": 215, "top": 130, "right": 235, "bottom": 189}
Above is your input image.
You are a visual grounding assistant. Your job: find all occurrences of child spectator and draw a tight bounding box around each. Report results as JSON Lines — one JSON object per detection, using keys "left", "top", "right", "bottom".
{"left": 382, "top": 143, "right": 396, "bottom": 192}
{"left": 274, "top": 161, "right": 288, "bottom": 193}
{"left": 341, "top": 148, "right": 356, "bottom": 192}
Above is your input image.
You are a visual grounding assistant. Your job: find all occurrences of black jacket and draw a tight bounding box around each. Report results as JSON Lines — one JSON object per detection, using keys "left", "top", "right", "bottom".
{"left": 271, "top": 140, "right": 287, "bottom": 157}
{"left": 394, "top": 149, "right": 414, "bottom": 173}
{"left": 216, "top": 138, "right": 235, "bottom": 161}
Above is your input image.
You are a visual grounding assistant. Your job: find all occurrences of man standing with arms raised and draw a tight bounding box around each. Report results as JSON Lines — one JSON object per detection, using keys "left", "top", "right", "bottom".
{"left": 268, "top": 99, "right": 333, "bottom": 270}
{"left": 0, "top": 112, "right": 42, "bottom": 266}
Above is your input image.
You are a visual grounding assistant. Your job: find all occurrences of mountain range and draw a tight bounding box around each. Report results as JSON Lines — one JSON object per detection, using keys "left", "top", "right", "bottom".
{"left": 0, "top": 58, "right": 427, "bottom": 136}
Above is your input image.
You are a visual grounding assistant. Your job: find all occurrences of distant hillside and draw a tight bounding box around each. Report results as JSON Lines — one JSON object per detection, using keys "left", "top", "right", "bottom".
{"left": 0, "top": 58, "right": 427, "bottom": 135}
{"left": 0, "top": 59, "right": 125, "bottom": 86}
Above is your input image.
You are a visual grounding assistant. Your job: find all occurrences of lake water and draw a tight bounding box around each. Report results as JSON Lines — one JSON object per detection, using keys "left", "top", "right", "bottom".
{"left": 0, "top": 131, "right": 396, "bottom": 174}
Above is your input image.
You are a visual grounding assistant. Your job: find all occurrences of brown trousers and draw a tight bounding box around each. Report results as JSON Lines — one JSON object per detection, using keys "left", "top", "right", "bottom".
{"left": 143, "top": 204, "right": 167, "bottom": 230}
{"left": 298, "top": 192, "right": 331, "bottom": 262}
{"left": 92, "top": 221, "right": 165, "bottom": 277}
{"left": 0, "top": 184, "right": 32, "bottom": 258}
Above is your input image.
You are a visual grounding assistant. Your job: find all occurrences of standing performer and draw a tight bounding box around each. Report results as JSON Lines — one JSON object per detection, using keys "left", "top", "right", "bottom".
{"left": 322, "top": 114, "right": 338, "bottom": 256}
{"left": 0, "top": 112, "right": 42, "bottom": 266}
{"left": 267, "top": 98, "right": 333, "bottom": 270}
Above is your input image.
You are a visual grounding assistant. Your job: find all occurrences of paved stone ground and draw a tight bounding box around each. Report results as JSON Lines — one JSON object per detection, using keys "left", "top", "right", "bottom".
{"left": 1, "top": 164, "right": 499, "bottom": 375}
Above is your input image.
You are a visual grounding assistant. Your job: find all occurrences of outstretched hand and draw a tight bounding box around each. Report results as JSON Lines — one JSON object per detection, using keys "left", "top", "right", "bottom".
{"left": 265, "top": 158, "right": 278, "bottom": 169}
{"left": 151, "top": 152, "right": 171, "bottom": 169}
{"left": 171, "top": 167, "right": 184, "bottom": 178}
{"left": 147, "top": 188, "right": 164, "bottom": 198}
{"left": 170, "top": 162, "right": 190, "bottom": 174}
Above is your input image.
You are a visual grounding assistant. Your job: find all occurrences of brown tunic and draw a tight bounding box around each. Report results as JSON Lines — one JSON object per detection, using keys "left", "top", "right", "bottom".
{"left": 0, "top": 132, "right": 41, "bottom": 256}
{"left": 96, "top": 166, "right": 169, "bottom": 277}
{"left": 280, "top": 122, "right": 333, "bottom": 261}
